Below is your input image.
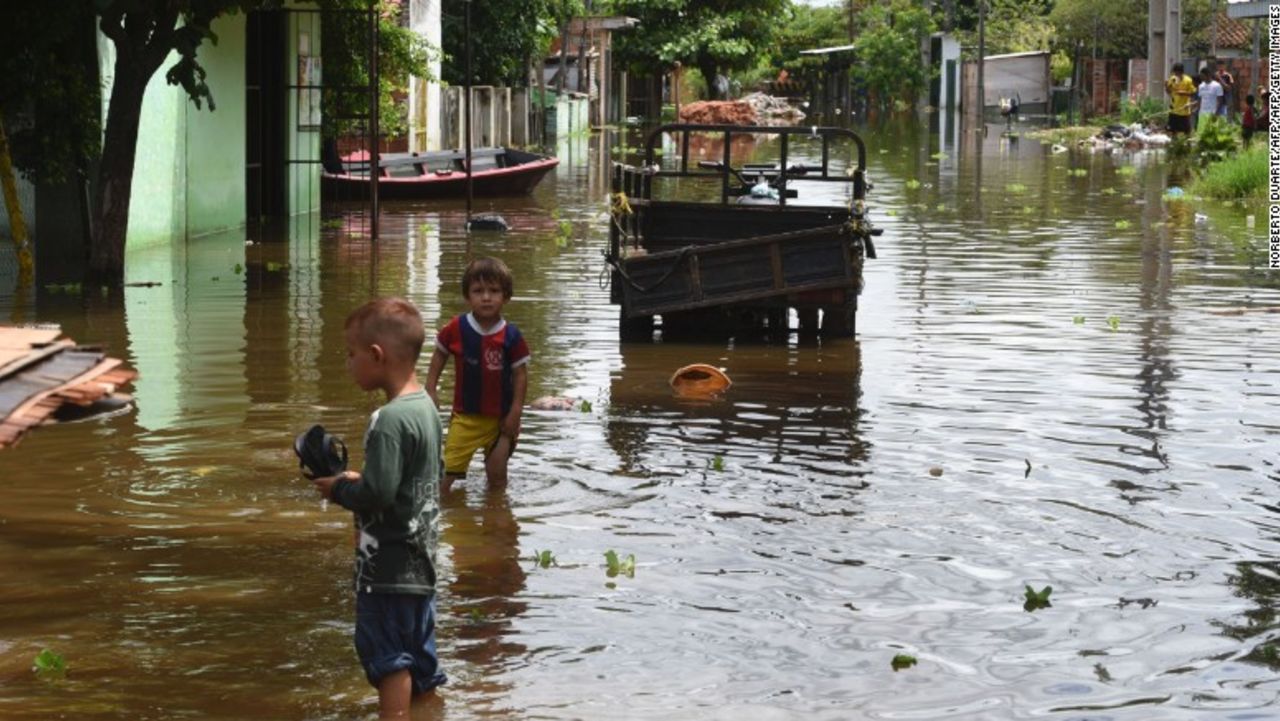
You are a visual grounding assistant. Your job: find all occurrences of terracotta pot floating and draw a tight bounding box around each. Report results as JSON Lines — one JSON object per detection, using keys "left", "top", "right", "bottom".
{"left": 669, "top": 364, "right": 732, "bottom": 397}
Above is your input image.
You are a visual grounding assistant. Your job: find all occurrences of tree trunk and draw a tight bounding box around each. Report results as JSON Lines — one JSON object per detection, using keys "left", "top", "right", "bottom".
{"left": 90, "top": 63, "right": 149, "bottom": 283}
{"left": 0, "top": 111, "right": 34, "bottom": 287}
{"left": 699, "top": 61, "right": 718, "bottom": 100}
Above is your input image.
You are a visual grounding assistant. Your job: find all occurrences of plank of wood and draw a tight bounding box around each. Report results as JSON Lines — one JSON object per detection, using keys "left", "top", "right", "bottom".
{"left": 0, "top": 326, "right": 63, "bottom": 349}
{"left": 0, "top": 339, "right": 76, "bottom": 382}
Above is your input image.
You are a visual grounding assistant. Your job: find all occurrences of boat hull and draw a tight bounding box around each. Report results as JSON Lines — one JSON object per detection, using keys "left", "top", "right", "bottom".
{"left": 322, "top": 156, "right": 558, "bottom": 201}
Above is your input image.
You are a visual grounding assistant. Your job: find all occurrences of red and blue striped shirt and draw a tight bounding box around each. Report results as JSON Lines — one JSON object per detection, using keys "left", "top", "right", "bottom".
{"left": 436, "top": 313, "right": 531, "bottom": 417}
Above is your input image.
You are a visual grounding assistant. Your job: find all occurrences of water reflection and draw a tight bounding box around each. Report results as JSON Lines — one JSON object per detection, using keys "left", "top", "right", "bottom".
{"left": 1, "top": 119, "right": 1278, "bottom": 720}
{"left": 605, "top": 339, "right": 868, "bottom": 487}
{"left": 441, "top": 488, "right": 528, "bottom": 702}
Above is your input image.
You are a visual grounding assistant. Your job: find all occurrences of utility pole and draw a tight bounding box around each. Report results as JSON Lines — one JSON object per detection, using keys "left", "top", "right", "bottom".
{"left": 976, "top": 0, "right": 985, "bottom": 123}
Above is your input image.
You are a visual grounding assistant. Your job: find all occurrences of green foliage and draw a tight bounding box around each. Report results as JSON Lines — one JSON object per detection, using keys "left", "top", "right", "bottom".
{"left": 579, "top": 399, "right": 592, "bottom": 413}
{"left": 609, "top": 0, "right": 788, "bottom": 93}
{"left": 891, "top": 653, "right": 917, "bottom": 671}
{"left": 323, "top": 0, "right": 435, "bottom": 139}
{"left": 604, "top": 549, "right": 636, "bottom": 578}
{"left": 1052, "top": 0, "right": 1213, "bottom": 59}
{"left": 1006, "top": 183, "right": 1027, "bottom": 194}
{"left": 1050, "top": 50, "right": 1073, "bottom": 85}
{"left": 964, "top": 0, "right": 1054, "bottom": 57}
{"left": 1072, "top": 315, "right": 1085, "bottom": 324}
{"left": 852, "top": 0, "right": 936, "bottom": 110}
{"left": 33, "top": 648, "right": 66, "bottom": 678}
{"left": 1068, "top": 168, "right": 1088, "bottom": 177}
{"left": 1023, "top": 584, "right": 1053, "bottom": 611}
{"left": 766, "top": 3, "right": 848, "bottom": 85}
{"left": 0, "top": 3, "right": 101, "bottom": 183}
{"left": 1190, "top": 145, "right": 1267, "bottom": 201}
{"left": 1106, "top": 316, "right": 1120, "bottom": 331}
{"left": 1119, "top": 96, "right": 1165, "bottom": 125}
{"left": 441, "top": 0, "right": 579, "bottom": 87}
{"left": 709, "top": 454, "right": 725, "bottom": 472}
{"left": 532, "top": 549, "right": 556, "bottom": 568}
{"left": 1192, "top": 114, "right": 1239, "bottom": 166}
{"left": 1114, "top": 219, "right": 1131, "bottom": 230}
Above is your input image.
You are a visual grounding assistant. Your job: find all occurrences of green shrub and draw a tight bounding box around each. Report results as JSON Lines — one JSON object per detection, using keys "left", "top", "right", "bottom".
{"left": 1190, "top": 144, "right": 1266, "bottom": 201}
{"left": 1193, "top": 114, "right": 1238, "bottom": 165}
{"left": 1118, "top": 96, "right": 1165, "bottom": 125}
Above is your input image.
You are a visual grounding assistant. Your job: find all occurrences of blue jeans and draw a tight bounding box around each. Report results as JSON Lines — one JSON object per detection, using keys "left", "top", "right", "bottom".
{"left": 354, "top": 592, "right": 447, "bottom": 693}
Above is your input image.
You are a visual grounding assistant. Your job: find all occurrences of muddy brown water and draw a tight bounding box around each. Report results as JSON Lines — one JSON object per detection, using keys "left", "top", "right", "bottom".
{"left": 1, "top": 122, "right": 1277, "bottom": 720}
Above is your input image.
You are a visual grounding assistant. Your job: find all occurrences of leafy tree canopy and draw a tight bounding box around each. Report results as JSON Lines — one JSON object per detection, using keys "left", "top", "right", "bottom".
{"left": 769, "top": 4, "right": 849, "bottom": 82}
{"left": 607, "top": 0, "right": 788, "bottom": 92}
{"left": 322, "top": 0, "right": 434, "bottom": 138}
{"left": 0, "top": 3, "right": 100, "bottom": 184}
{"left": 852, "top": 0, "right": 936, "bottom": 108}
{"left": 440, "top": 0, "right": 581, "bottom": 86}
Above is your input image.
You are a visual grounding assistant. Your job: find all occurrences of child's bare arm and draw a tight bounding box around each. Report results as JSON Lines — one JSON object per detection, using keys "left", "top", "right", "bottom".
{"left": 501, "top": 365, "right": 528, "bottom": 439}
{"left": 425, "top": 348, "right": 448, "bottom": 405}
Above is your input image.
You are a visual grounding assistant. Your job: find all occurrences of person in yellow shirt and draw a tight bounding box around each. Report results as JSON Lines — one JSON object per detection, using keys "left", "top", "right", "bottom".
{"left": 1165, "top": 62, "right": 1196, "bottom": 135}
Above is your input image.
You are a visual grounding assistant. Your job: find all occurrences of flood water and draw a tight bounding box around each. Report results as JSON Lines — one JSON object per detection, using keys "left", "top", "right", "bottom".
{"left": 1, "top": 119, "right": 1278, "bottom": 720}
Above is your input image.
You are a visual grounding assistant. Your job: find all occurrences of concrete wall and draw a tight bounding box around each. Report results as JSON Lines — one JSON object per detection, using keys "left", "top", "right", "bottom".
{"left": 96, "top": 14, "right": 247, "bottom": 250}
{"left": 409, "top": 0, "right": 443, "bottom": 152}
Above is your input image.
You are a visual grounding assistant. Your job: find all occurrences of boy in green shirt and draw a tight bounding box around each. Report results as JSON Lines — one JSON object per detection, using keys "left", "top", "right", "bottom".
{"left": 312, "top": 297, "right": 446, "bottom": 717}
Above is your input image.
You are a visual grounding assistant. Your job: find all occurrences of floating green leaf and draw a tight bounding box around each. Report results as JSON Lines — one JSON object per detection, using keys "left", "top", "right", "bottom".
{"left": 891, "top": 653, "right": 917, "bottom": 671}
{"left": 265, "top": 261, "right": 289, "bottom": 273}
{"left": 709, "top": 455, "right": 725, "bottom": 472}
{"left": 1114, "top": 220, "right": 1131, "bottom": 230}
{"left": 467, "top": 607, "right": 488, "bottom": 623}
{"left": 1072, "top": 315, "right": 1085, "bottom": 325}
{"left": 211, "top": 276, "right": 220, "bottom": 282}
{"left": 604, "top": 549, "right": 636, "bottom": 578}
{"left": 904, "top": 179, "right": 922, "bottom": 190}
{"left": 322, "top": 218, "right": 344, "bottom": 230}
{"left": 1005, "top": 183, "right": 1027, "bottom": 194}
{"left": 931, "top": 152, "right": 948, "bottom": 161}
{"left": 1023, "top": 584, "right": 1053, "bottom": 611}
{"left": 233, "top": 263, "right": 243, "bottom": 275}
{"left": 532, "top": 549, "right": 556, "bottom": 569}
{"left": 1106, "top": 316, "right": 1120, "bottom": 331}
{"left": 419, "top": 223, "right": 435, "bottom": 235}
{"left": 33, "top": 648, "right": 66, "bottom": 678}
{"left": 1115, "top": 166, "right": 1137, "bottom": 177}
{"left": 579, "top": 399, "right": 592, "bottom": 413}
{"left": 935, "top": 203, "right": 947, "bottom": 212}
{"left": 1100, "top": 187, "right": 1118, "bottom": 195}
{"left": 1068, "top": 168, "right": 1088, "bottom": 177}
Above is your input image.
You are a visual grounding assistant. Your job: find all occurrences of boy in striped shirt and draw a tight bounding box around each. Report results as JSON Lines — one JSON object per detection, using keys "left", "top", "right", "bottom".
{"left": 426, "top": 257, "right": 530, "bottom": 493}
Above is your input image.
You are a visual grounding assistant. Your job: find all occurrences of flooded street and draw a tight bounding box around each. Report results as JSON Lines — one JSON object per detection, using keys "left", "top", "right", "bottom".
{"left": 1, "top": 121, "right": 1278, "bottom": 720}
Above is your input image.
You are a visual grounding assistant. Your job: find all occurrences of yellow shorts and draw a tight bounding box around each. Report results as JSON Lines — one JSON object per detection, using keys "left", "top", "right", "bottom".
{"left": 444, "top": 413, "right": 502, "bottom": 475}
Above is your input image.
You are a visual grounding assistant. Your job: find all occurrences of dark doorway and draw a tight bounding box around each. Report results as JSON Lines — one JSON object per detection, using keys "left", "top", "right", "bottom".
{"left": 246, "top": 11, "right": 287, "bottom": 224}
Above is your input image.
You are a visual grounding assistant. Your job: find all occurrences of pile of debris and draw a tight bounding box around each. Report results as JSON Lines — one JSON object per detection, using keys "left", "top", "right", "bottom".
{"left": 678, "top": 93, "right": 805, "bottom": 126}
{"left": 739, "top": 92, "right": 806, "bottom": 125}
{"left": 679, "top": 99, "right": 758, "bottom": 125}
{"left": 0, "top": 326, "right": 136, "bottom": 450}
{"left": 1087, "top": 123, "right": 1172, "bottom": 151}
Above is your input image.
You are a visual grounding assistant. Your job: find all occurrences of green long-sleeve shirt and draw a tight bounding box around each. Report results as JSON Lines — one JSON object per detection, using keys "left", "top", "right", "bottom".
{"left": 332, "top": 390, "right": 442, "bottom": 595}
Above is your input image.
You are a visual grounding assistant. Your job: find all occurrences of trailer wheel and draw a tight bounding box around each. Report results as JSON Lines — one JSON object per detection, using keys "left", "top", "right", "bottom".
{"left": 619, "top": 308, "right": 655, "bottom": 341}
{"left": 821, "top": 297, "right": 857, "bottom": 338}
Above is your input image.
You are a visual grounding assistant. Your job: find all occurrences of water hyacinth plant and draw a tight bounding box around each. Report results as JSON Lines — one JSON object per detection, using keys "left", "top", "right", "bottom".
{"left": 1023, "top": 585, "right": 1053, "bottom": 611}
{"left": 604, "top": 550, "right": 636, "bottom": 578}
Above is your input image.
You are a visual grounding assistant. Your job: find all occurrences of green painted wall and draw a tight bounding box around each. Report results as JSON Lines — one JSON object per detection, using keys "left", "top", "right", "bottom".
{"left": 186, "top": 16, "right": 247, "bottom": 235}
{"left": 288, "top": 9, "right": 323, "bottom": 218}
{"left": 97, "top": 15, "right": 246, "bottom": 251}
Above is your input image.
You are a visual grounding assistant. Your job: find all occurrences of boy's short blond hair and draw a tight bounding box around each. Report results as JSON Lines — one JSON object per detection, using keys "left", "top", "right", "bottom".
{"left": 345, "top": 298, "right": 425, "bottom": 362}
